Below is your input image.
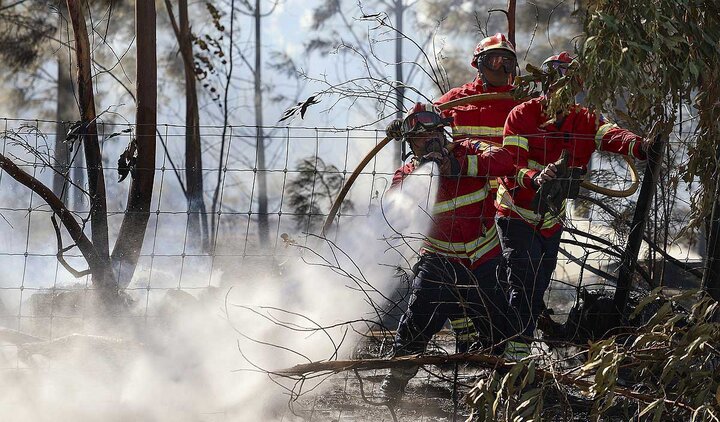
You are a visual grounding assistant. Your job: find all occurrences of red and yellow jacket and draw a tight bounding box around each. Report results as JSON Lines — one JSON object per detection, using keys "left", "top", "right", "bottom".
{"left": 436, "top": 79, "right": 520, "bottom": 147}
{"left": 391, "top": 140, "right": 515, "bottom": 269}
{"left": 499, "top": 97, "right": 647, "bottom": 237}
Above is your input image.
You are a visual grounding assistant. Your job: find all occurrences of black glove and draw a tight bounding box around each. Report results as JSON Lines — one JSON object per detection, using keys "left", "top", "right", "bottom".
{"left": 385, "top": 118, "right": 403, "bottom": 140}
{"left": 531, "top": 149, "right": 585, "bottom": 215}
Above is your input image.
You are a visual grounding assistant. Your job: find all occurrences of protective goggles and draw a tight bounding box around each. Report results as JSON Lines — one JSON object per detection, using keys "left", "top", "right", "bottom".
{"left": 401, "top": 111, "right": 450, "bottom": 134}
{"left": 542, "top": 61, "right": 570, "bottom": 76}
{"left": 478, "top": 51, "right": 517, "bottom": 73}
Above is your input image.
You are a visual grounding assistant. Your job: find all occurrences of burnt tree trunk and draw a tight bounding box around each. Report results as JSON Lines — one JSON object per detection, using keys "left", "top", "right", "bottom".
{"left": 66, "top": 0, "right": 112, "bottom": 288}
{"left": 613, "top": 133, "right": 665, "bottom": 315}
{"left": 0, "top": 153, "right": 113, "bottom": 284}
{"left": 165, "top": 0, "right": 209, "bottom": 252}
{"left": 254, "top": 0, "right": 269, "bottom": 247}
{"left": 111, "top": 0, "right": 157, "bottom": 287}
{"left": 393, "top": 0, "right": 405, "bottom": 165}
{"left": 53, "top": 5, "right": 74, "bottom": 205}
{"left": 507, "top": 0, "right": 516, "bottom": 48}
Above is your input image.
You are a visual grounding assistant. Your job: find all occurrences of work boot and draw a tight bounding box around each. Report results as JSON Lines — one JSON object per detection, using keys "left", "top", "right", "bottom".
{"left": 379, "top": 366, "right": 417, "bottom": 403}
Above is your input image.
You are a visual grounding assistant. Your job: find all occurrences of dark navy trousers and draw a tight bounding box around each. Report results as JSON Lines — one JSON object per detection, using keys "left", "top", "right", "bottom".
{"left": 393, "top": 254, "right": 509, "bottom": 356}
{"left": 496, "top": 216, "right": 562, "bottom": 340}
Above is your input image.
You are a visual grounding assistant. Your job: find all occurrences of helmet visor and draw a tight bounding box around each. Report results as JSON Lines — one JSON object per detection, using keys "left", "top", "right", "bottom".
{"left": 479, "top": 51, "right": 517, "bottom": 73}
{"left": 401, "top": 111, "right": 445, "bottom": 134}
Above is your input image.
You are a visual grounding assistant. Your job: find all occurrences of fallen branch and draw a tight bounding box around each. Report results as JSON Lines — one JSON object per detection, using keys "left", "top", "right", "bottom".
{"left": 277, "top": 353, "right": 697, "bottom": 413}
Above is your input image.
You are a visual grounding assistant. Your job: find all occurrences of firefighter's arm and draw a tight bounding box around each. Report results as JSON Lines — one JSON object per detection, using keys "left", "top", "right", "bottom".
{"left": 502, "top": 102, "right": 540, "bottom": 189}
{"left": 593, "top": 115, "right": 647, "bottom": 160}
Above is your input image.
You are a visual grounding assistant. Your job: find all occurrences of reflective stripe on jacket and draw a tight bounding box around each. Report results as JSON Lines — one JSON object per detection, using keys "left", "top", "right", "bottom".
{"left": 499, "top": 97, "right": 647, "bottom": 237}
{"left": 391, "top": 140, "right": 515, "bottom": 269}
{"left": 436, "top": 80, "right": 520, "bottom": 147}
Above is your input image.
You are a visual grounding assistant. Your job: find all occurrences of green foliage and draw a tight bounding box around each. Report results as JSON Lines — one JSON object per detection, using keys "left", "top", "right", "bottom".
{"left": 285, "top": 157, "right": 353, "bottom": 233}
{"left": 579, "top": 1, "right": 720, "bottom": 227}
{"left": 466, "top": 291, "right": 720, "bottom": 421}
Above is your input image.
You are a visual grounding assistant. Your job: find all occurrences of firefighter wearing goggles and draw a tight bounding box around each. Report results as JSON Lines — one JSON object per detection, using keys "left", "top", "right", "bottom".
{"left": 382, "top": 34, "right": 524, "bottom": 370}
{"left": 433, "top": 33, "right": 525, "bottom": 356}
{"left": 380, "top": 102, "right": 522, "bottom": 402}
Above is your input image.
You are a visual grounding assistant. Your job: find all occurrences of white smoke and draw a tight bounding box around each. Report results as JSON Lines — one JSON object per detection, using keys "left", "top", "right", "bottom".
{"left": 0, "top": 164, "right": 440, "bottom": 421}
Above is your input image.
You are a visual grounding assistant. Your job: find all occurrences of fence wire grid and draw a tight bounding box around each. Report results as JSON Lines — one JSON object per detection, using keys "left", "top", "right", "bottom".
{"left": 0, "top": 117, "right": 707, "bottom": 421}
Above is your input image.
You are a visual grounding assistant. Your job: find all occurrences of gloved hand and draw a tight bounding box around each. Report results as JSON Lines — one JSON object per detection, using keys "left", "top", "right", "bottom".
{"left": 532, "top": 163, "right": 558, "bottom": 189}
{"left": 385, "top": 118, "right": 403, "bottom": 139}
{"left": 532, "top": 150, "right": 585, "bottom": 215}
{"left": 420, "top": 150, "right": 459, "bottom": 176}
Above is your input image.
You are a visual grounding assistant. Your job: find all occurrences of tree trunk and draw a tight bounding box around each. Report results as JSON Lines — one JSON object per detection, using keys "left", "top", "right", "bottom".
{"left": 53, "top": 7, "right": 73, "bottom": 205}
{"left": 254, "top": 0, "right": 269, "bottom": 247}
{"left": 393, "top": 0, "right": 405, "bottom": 165}
{"left": 507, "top": 0, "right": 516, "bottom": 48}
{"left": 66, "top": 0, "right": 111, "bottom": 288}
{"left": 613, "top": 134, "right": 665, "bottom": 315}
{"left": 178, "top": 0, "right": 208, "bottom": 252}
{"left": 111, "top": 0, "right": 157, "bottom": 287}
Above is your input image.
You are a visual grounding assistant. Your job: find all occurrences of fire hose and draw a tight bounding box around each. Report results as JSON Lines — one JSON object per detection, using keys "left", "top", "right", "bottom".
{"left": 321, "top": 93, "right": 640, "bottom": 235}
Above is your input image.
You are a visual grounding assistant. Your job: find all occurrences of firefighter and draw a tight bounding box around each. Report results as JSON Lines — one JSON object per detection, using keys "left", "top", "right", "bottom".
{"left": 433, "top": 32, "right": 524, "bottom": 352}
{"left": 379, "top": 102, "right": 518, "bottom": 402}
{"left": 497, "top": 52, "right": 652, "bottom": 359}
{"left": 438, "top": 32, "right": 520, "bottom": 145}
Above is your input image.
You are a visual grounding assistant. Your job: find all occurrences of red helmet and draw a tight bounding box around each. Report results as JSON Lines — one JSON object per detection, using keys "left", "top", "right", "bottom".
{"left": 471, "top": 33, "right": 516, "bottom": 69}
{"left": 542, "top": 51, "right": 574, "bottom": 73}
{"left": 401, "top": 102, "right": 452, "bottom": 136}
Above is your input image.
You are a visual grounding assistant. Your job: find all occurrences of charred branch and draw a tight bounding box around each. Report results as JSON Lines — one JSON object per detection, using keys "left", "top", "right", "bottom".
{"left": 0, "top": 152, "right": 110, "bottom": 284}
{"left": 276, "top": 353, "right": 697, "bottom": 413}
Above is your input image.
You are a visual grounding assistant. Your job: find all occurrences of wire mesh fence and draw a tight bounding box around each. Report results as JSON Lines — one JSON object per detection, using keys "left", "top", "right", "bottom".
{"left": 0, "top": 117, "right": 709, "bottom": 420}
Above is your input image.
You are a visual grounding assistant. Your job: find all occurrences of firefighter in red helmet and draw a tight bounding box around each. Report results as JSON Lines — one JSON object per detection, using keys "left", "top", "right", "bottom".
{"left": 497, "top": 52, "right": 653, "bottom": 359}
{"left": 378, "top": 101, "right": 554, "bottom": 402}
{"left": 383, "top": 33, "right": 524, "bottom": 370}
{"left": 471, "top": 32, "right": 518, "bottom": 89}
{"left": 432, "top": 33, "right": 524, "bottom": 355}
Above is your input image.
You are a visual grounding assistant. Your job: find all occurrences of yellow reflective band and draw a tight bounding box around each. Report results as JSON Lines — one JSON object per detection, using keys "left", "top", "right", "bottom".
{"left": 432, "top": 185, "right": 489, "bottom": 215}
{"left": 489, "top": 179, "right": 499, "bottom": 190}
{"left": 595, "top": 122, "right": 616, "bottom": 149}
{"left": 424, "top": 225, "right": 500, "bottom": 262}
{"left": 517, "top": 168, "right": 532, "bottom": 188}
{"left": 467, "top": 155, "right": 478, "bottom": 176}
{"left": 425, "top": 238, "right": 466, "bottom": 253}
{"left": 453, "top": 125, "right": 504, "bottom": 138}
{"left": 450, "top": 318, "right": 475, "bottom": 329}
{"left": 628, "top": 139, "right": 638, "bottom": 158}
{"left": 497, "top": 185, "right": 566, "bottom": 226}
{"left": 504, "top": 340, "right": 531, "bottom": 359}
{"left": 503, "top": 135, "right": 529, "bottom": 151}
{"left": 470, "top": 140, "right": 497, "bottom": 150}
{"left": 421, "top": 245, "right": 469, "bottom": 260}
{"left": 468, "top": 232, "right": 500, "bottom": 261}
{"left": 464, "top": 225, "right": 497, "bottom": 251}
{"left": 457, "top": 333, "right": 476, "bottom": 341}
{"left": 527, "top": 159, "right": 544, "bottom": 170}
